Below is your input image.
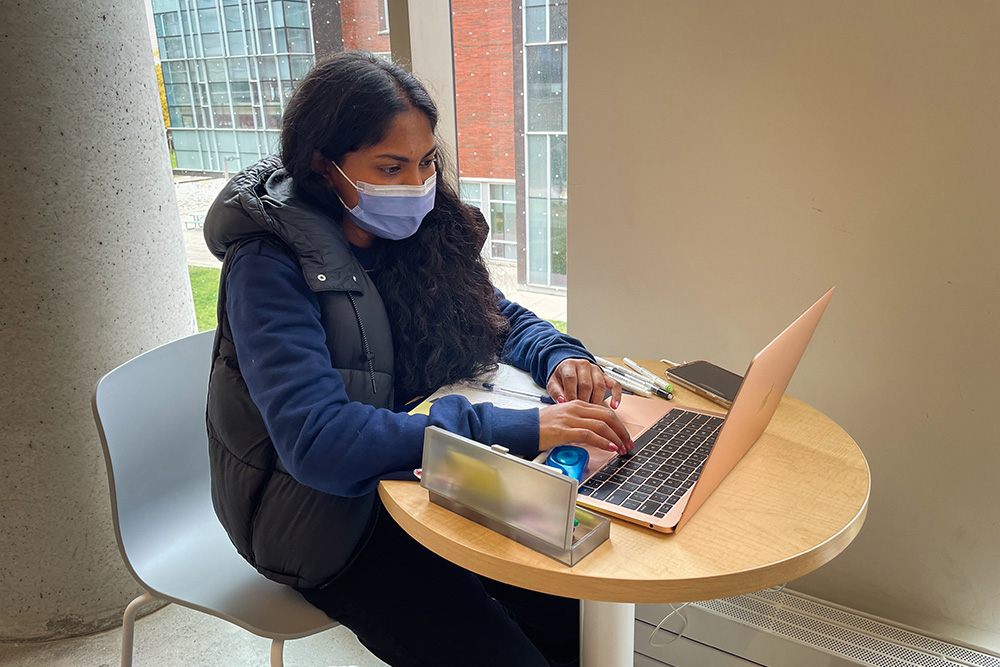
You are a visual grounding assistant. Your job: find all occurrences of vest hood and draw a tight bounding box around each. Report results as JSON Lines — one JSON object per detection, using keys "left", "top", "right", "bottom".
{"left": 204, "top": 155, "right": 363, "bottom": 293}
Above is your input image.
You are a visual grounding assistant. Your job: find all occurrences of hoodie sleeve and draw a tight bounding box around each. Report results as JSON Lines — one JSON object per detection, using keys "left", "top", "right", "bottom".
{"left": 224, "top": 240, "right": 539, "bottom": 498}
{"left": 496, "top": 289, "right": 596, "bottom": 387}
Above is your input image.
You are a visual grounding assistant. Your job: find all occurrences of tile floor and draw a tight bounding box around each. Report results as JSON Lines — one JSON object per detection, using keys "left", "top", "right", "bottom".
{"left": 0, "top": 602, "right": 389, "bottom": 667}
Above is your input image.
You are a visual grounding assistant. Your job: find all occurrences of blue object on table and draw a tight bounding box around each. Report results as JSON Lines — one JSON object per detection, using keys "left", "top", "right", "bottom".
{"left": 545, "top": 445, "right": 590, "bottom": 482}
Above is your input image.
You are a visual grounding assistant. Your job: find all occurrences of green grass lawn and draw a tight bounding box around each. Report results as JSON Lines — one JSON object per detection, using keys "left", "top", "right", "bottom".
{"left": 188, "top": 265, "right": 567, "bottom": 334}
{"left": 189, "top": 266, "right": 220, "bottom": 332}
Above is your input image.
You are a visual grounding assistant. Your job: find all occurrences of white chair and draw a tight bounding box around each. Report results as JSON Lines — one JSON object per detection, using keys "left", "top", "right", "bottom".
{"left": 92, "top": 330, "right": 339, "bottom": 667}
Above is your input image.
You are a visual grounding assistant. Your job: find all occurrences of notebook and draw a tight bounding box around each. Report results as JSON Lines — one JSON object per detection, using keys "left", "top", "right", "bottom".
{"left": 569, "top": 287, "right": 835, "bottom": 533}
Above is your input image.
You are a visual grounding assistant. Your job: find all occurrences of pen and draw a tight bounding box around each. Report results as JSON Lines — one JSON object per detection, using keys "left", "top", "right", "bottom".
{"left": 481, "top": 382, "right": 556, "bottom": 405}
{"left": 594, "top": 359, "right": 673, "bottom": 400}
{"left": 623, "top": 357, "right": 675, "bottom": 394}
{"left": 595, "top": 357, "right": 664, "bottom": 386}
{"left": 604, "top": 367, "right": 678, "bottom": 399}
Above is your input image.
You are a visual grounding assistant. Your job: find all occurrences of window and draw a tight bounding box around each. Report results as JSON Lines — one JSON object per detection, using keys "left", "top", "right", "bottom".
{"left": 522, "top": 1, "right": 568, "bottom": 288}
{"left": 379, "top": 0, "right": 389, "bottom": 33}
{"left": 460, "top": 179, "right": 517, "bottom": 261}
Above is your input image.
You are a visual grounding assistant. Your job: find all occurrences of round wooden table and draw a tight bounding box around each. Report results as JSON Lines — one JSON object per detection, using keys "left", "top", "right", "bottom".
{"left": 380, "top": 360, "right": 869, "bottom": 665}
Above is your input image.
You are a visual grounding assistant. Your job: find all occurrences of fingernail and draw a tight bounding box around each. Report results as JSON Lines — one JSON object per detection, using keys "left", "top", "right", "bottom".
{"left": 611, "top": 399, "right": 620, "bottom": 409}
{"left": 627, "top": 440, "right": 635, "bottom": 450}
{"left": 556, "top": 395, "right": 566, "bottom": 403}
{"left": 607, "top": 443, "right": 618, "bottom": 452}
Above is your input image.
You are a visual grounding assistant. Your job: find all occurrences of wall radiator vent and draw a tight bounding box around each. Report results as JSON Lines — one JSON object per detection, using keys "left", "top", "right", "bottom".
{"left": 688, "top": 589, "right": 1000, "bottom": 667}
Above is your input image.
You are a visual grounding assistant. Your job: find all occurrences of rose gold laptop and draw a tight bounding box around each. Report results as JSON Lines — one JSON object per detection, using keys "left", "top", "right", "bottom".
{"left": 569, "top": 288, "right": 835, "bottom": 533}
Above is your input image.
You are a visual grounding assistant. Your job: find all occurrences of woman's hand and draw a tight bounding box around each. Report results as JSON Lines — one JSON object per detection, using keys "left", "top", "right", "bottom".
{"left": 539, "top": 400, "right": 634, "bottom": 455}
{"left": 547, "top": 358, "right": 623, "bottom": 408}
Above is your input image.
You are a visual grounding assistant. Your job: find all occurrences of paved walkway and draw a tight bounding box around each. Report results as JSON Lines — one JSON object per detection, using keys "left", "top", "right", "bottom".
{"left": 175, "top": 176, "right": 567, "bottom": 323}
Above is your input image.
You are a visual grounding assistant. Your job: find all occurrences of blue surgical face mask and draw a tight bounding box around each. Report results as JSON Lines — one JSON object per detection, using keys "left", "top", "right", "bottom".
{"left": 332, "top": 161, "right": 437, "bottom": 241}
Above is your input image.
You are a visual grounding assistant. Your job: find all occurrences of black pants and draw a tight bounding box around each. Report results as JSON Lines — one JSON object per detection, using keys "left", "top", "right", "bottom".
{"left": 297, "top": 502, "right": 580, "bottom": 667}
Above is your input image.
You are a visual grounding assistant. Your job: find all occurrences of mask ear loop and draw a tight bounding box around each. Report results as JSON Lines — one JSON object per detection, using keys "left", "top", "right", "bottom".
{"left": 648, "top": 602, "right": 690, "bottom": 647}
{"left": 329, "top": 159, "right": 358, "bottom": 211}
{"left": 330, "top": 159, "right": 358, "bottom": 188}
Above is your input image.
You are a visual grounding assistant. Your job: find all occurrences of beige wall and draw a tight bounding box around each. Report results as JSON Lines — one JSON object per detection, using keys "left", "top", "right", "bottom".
{"left": 569, "top": 1, "right": 1000, "bottom": 651}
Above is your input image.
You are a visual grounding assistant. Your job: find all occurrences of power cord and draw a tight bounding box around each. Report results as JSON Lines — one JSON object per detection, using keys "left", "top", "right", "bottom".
{"left": 648, "top": 602, "right": 691, "bottom": 647}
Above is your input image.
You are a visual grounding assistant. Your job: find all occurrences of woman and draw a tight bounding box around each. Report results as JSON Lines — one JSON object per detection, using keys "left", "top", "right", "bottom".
{"left": 203, "top": 51, "right": 631, "bottom": 667}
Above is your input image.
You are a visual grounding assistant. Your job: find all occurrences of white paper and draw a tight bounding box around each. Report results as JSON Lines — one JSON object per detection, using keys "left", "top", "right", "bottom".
{"left": 427, "top": 364, "right": 547, "bottom": 410}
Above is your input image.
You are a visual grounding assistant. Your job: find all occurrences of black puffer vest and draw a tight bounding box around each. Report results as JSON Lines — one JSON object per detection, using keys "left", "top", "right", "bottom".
{"left": 204, "top": 157, "right": 395, "bottom": 588}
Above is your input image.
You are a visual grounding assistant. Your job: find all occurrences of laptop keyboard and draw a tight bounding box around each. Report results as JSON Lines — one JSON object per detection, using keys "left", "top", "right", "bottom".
{"left": 577, "top": 409, "right": 723, "bottom": 518}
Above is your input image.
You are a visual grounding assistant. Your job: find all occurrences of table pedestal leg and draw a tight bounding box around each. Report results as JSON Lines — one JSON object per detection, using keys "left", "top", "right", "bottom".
{"left": 580, "top": 600, "right": 635, "bottom": 666}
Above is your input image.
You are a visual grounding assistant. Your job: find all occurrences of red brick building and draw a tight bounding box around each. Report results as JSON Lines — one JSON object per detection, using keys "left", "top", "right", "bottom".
{"left": 340, "top": 0, "right": 392, "bottom": 54}
{"left": 453, "top": 0, "right": 516, "bottom": 181}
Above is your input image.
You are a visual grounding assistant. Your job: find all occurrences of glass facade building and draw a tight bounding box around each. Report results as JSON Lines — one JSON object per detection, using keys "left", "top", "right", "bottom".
{"left": 153, "top": 0, "right": 315, "bottom": 171}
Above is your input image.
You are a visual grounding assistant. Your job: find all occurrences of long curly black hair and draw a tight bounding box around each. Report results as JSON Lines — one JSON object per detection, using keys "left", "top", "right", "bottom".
{"left": 281, "top": 51, "right": 508, "bottom": 401}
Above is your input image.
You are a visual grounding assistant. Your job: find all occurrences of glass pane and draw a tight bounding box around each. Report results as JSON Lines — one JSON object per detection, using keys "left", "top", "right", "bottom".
{"left": 209, "top": 82, "right": 229, "bottom": 105}
{"left": 272, "top": 2, "right": 286, "bottom": 27}
{"left": 550, "top": 1, "right": 568, "bottom": 42}
{"left": 217, "top": 132, "right": 238, "bottom": 151}
{"left": 278, "top": 55, "right": 291, "bottom": 79}
{"left": 526, "top": 45, "right": 566, "bottom": 132}
{"left": 275, "top": 28, "right": 289, "bottom": 52}
{"left": 524, "top": 6, "right": 546, "bottom": 45}
{"left": 527, "top": 134, "right": 547, "bottom": 198}
{"left": 257, "top": 56, "right": 278, "bottom": 79}
{"left": 161, "top": 11, "right": 182, "bottom": 37}
{"left": 172, "top": 130, "right": 200, "bottom": 150}
{"left": 206, "top": 59, "right": 227, "bottom": 82}
{"left": 202, "top": 33, "right": 224, "bottom": 57}
{"left": 490, "top": 202, "right": 507, "bottom": 238}
{"left": 197, "top": 8, "right": 220, "bottom": 33}
{"left": 164, "top": 83, "right": 191, "bottom": 105}
{"left": 264, "top": 104, "right": 282, "bottom": 128}
{"left": 255, "top": 2, "right": 273, "bottom": 28}
{"left": 261, "top": 79, "right": 281, "bottom": 102}
{"left": 259, "top": 30, "right": 275, "bottom": 54}
{"left": 227, "top": 31, "right": 247, "bottom": 55}
{"left": 503, "top": 184, "right": 516, "bottom": 201}
{"left": 287, "top": 28, "right": 310, "bottom": 52}
{"left": 550, "top": 199, "right": 567, "bottom": 280}
{"left": 528, "top": 198, "right": 549, "bottom": 285}
{"left": 167, "top": 106, "right": 186, "bottom": 127}
{"left": 235, "top": 109, "right": 255, "bottom": 128}
{"left": 460, "top": 181, "right": 482, "bottom": 207}
{"left": 175, "top": 150, "right": 203, "bottom": 170}
{"left": 223, "top": 5, "right": 243, "bottom": 31}
{"left": 290, "top": 55, "right": 314, "bottom": 79}
{"left": 162, "top": 36, "right": 186, "bottom": 59}
{"left": 550, "top": 133, "right": 567, "bottom": 199}
{"left": 163, "top": 61, "right": 188, "bottom": 84}
{"left": 229, "top": 58, "right": 250, "bottom": 80}
{"left": 284, "top": 1, "right": 310, "bottom": 28}
{"left": 503, "top": 203, "right": 516, "bottom": 238}
{"left": 231, "top": 82, "right": 251, "bottom": 104}
{"left": 152, "top": 0, "right": 180, "bottom": 13}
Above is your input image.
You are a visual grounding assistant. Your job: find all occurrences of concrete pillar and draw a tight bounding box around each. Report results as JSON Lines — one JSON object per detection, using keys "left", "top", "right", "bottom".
{"left": 0, "top": 0, "right": 196, "bottom": 640}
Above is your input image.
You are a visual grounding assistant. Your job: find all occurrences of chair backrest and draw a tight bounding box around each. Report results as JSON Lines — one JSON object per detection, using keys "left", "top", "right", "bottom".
{"left": 93, "top": 330, "right": 217, "bottom": 580}
{"left": 93, "top": 330, "right": 338, "bottom": 640}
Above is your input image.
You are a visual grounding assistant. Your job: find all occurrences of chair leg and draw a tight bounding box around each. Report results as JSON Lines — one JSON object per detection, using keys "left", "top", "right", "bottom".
{"left": 270, "top": 638, "right": 285, "bottom": 667}
{"left": 121, "top": 592, "right": 158, "bottom": 667}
